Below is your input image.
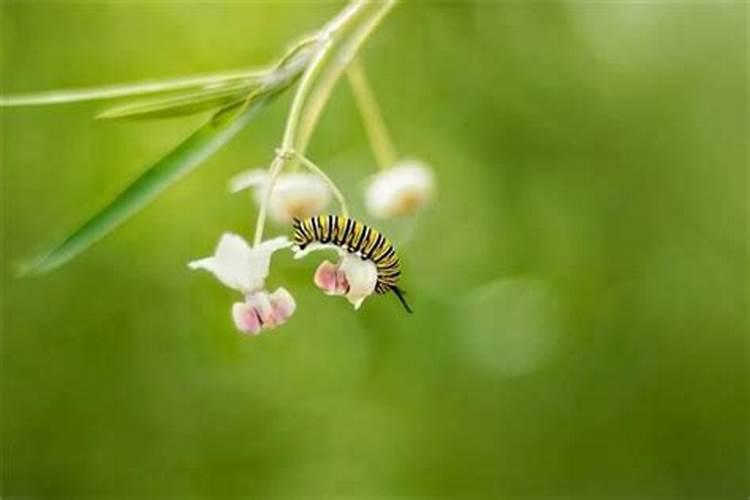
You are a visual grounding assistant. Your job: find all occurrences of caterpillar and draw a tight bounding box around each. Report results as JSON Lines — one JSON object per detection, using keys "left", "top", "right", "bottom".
{"left": 292, "top": 215, "right": 412, "bottom": 313}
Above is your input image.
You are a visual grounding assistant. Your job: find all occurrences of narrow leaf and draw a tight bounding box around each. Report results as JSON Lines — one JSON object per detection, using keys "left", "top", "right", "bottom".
{"left": 96, "top": 81, "right": 258, "bottom": 120}
{"left": 20, "top": 99, "right": 268, "bottom": 275}
{"left": 0, "top": 68, "right": 264, "bottom": 107}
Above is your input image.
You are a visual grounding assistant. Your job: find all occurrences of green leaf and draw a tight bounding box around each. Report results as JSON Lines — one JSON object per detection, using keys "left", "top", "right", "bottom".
{"left": 96, "top": 81, "right": 259, "bottom": 120}
{"left": 0, "top": 68, "right": 264, "bottom": 107}
{"left": 19, "top": 99, "right": 268, "bottom": 276}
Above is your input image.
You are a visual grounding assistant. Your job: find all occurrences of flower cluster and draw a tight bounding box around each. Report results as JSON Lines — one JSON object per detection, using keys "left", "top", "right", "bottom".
{"left": 231, "top": 158, "right": 435, "bottom": 224}
{"left": 188, "top": 22, "right": 434, "bottom": 336}
{"left": 190, "top": 157, "right": 433, "bottom": 335}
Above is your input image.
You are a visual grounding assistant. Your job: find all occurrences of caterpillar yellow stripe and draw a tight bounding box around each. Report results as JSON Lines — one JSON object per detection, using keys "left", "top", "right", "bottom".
{"left": 292, "top": 215, "right": 412, "bottom": 313}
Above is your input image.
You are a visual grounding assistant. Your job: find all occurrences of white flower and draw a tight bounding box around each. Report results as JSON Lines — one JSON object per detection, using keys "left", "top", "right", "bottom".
{"left": 365, "top": 159, "right": 435, "bottom": 219}
{"left": 189, "top": 234, "right": 295, "bottom": 335}
{"left": 188, "top": 234, "right": 288, "bottom": 293}
{"left": 294, "top": 246, "right": 377, "bottom": 310}
{"left": 230, "top": 168, "right": 331, "bottom": 223}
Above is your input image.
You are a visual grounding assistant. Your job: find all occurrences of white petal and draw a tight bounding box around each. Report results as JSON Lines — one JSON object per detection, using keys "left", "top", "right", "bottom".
{"left": 229, "top": 169, "right": 268, "bottom": 193}
{"left": 365, "top": 160, "right": 435, "bottom": 218}
{"left": 256, "top": 236, "right": 292, "bottom": 253}
{"left": 339, "top": 253, "right": 378, "bottom": 309}
{"left": 232, "top": 170, "right": 332, "bottom": 223}
{"left": 246, "top": 237, "right": 291, "bottom": 292}
{"left": 188, "top": 233, "right": 253, "bottom": 292}
{"left": 348, "top": 296, "right": 366, "bottom": 310}
{"left": 189, "top": 234, "right": 290, "bottom": 293}
{"left": 266, "top": 173, "right": 331, "bottom": 223}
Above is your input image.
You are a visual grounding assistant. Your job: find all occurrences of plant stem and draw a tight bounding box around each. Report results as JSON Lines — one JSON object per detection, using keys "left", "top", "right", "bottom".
{"left": 253, "top": 0, "right": 369, "bottom": 246}
{"left": 296, "top": 0, "right": 397, "bottom": 155}
{"left": 281, "top": 0, "right": 372, "bottom": 151}
{"left": 295, "top": 153, "right": 349, "bottom": 217}
{"left": 279, "top": 38, "right": 335, "bottom": 152}
{"left": 346, "top": 59, "right": 398, "bottom": 169}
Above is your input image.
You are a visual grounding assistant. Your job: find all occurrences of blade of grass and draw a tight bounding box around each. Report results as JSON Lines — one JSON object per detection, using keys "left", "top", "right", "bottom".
{"left": 19, "top": 99, "right": 268, "bottom": 276}
{"left": 0, "top": 32, "right": 324, "bottom": 108}
{"left": 0, "top": 68, "right": 266, "bottom": 107}
{"left": 96, "top": 81, "right": 259, "bottom": 121}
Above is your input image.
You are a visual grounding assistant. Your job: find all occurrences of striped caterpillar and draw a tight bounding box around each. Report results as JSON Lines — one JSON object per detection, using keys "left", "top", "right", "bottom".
{"left": 292, "top": 215, "right": 412, "bottom": 313}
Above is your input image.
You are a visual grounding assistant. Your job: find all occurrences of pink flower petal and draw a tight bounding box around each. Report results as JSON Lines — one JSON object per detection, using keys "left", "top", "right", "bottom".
{"left": 232, "top": 302, "right": 262, "bottom": 335}
{"left": 314, "top": 260, "right": 341, "bottom": 295}
{"left": 246, "top": 291, "right": 275, "bottom": 328}
{"left": 269, "top": 287, "right": 296, "bottom": 325}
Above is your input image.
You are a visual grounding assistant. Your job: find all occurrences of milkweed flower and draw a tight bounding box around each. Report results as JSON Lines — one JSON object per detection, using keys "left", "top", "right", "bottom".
{"left": 365, "top": 160, "right": 435, "bottom": 219}
{"left": 291, "top": 216, "right": 413, "bottom": 312}
{"left": 230, "top": 169, "right": 331, "bottom": 223}
{"left": 293, "top": 243, "right": 377, "bottom": 310}
{"left": 314, "top": 254, "right": 378, "bottom": 310}
{"left": 188, "top": 234, "right": 295, "bottom": 335}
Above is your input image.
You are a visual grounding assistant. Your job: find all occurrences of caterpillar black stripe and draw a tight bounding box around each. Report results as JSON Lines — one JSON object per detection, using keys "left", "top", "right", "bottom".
{"left": 292, "top": 215, "right": 413, "bottom": 313}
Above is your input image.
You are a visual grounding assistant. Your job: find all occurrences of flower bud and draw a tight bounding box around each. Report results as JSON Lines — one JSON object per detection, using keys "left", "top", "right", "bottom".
{"left": 365, "top": 160, "right": 435, "bottom": 218}
{"left": 231, "top": 169, "right": 331, "bottom": 223}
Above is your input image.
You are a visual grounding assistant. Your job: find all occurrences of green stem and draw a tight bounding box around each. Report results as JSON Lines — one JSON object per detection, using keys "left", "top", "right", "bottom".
{"left": 347, "top": 59, "right": 398, "bottom": 169}
{"left": 253, "top": 0, "right": 369, "bottom": 246}
{"left": 279, "top": 38, "right": 335, "bottom": 152}
{"left": 295, "top": 152, "right": 350, "bottom": 217}
{"left": 295, "top": 0, "right": 398, "bottom": 155}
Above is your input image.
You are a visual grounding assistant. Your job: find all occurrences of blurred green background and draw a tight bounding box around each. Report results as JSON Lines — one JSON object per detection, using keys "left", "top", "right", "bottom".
{"left": 2, "top": 1, "right": 746, "bottom": 498}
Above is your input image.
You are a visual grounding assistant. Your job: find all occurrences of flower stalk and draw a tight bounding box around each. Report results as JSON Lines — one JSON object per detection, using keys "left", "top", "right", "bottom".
{"left": 347, "top": 59, "right": 398, "bottom": 169}
{"left": 253, "top": 0, "right": 397, "bottom": 246}
{"left": 296, "top": 0, "right": 398, "bottom": 155}
{"left": 294, "top": 152, "right": 349, "bottom": 217}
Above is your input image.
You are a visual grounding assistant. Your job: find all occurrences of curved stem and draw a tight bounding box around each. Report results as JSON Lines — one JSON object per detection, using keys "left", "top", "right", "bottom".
{"left": 279, "top": 38, "right": 334, "bottom": 151}
{"left": 280, "top": 0, "right": 371, "bottom": 151}
{"left": 347, "top": 59, "right": 398, "bottom": 169}
{"left": 253, "top": 0, "right": 368, "bottom": 246}
{"left": 296, "top": 0, "right": 397, "bottom": 155}
{"left": 295, "top": 152, "right": 349, "bottom": 217}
